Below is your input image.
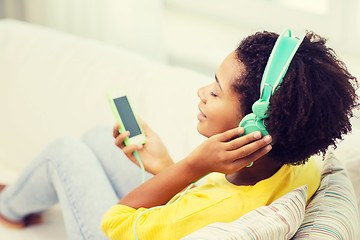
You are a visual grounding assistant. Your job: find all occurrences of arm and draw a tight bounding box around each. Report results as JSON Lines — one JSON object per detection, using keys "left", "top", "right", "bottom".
{"left": 118, "top": 158, "right": 198, "bottom": 208}
{"left": 118, "top": 127, "right": 272, "bottom": 209}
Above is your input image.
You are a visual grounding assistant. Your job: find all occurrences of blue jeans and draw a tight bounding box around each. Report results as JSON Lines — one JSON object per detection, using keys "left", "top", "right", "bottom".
{"left": 0, "top": 126, "right": 150, "bottom": 239}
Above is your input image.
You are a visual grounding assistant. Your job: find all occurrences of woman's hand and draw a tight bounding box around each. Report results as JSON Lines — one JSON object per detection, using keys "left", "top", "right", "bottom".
{"left": 186, "top": 127, "right": 272, "bottom": 176}
{"left": 113, "top": 119, "right": 174, "bottom": 175}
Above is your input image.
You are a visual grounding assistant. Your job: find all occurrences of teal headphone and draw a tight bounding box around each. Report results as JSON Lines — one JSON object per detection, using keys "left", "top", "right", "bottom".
{"left": 239, "top": 29, "right": 305, "bottom": 138}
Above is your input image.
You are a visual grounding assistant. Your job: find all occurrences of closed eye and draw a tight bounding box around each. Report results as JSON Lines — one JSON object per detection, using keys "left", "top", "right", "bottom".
{"left": 210, "top": 91, "right": 218, "bottom": 97}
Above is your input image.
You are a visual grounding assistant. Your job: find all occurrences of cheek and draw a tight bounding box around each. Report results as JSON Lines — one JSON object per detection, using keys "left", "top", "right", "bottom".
{"left": 212, "top": 106, "right": 241, "bottom": 132}
{"left": 220, "top": 113, "right": 241, "bottom": 130}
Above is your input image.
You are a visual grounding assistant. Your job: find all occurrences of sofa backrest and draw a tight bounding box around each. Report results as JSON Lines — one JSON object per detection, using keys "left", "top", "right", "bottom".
{"left": 0, "top": 20, "right": 209, "bottom": 169}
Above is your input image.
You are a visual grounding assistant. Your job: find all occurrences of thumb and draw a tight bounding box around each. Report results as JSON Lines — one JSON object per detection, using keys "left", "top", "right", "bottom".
{"left": 138, "top": 117, "right": 153, "bottom": 134}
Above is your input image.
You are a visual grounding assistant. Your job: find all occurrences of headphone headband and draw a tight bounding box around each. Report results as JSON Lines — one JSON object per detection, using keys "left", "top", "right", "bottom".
{"left": 260, "top": 29, "right": 305, "bottom": 103}
{"left": 239, "top": 29, "right": 305, "bottom": 140}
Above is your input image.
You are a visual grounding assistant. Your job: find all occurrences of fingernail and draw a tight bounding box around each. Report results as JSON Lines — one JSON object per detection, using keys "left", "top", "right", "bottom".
{"left": 265, "top": 145, "right": 272, "bottom": 151}
{"left": 137, "top": 145, "right": 143, "bottom": 150}
{"left": 264, "top": 135, "right": 272, "bottom": 143}
{"left": 253, "top": 131, "right": 261, "bottom": 139}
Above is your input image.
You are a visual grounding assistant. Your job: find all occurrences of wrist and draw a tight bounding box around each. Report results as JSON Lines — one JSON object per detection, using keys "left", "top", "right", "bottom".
{"left": 183, "top": 155, "right": 210, "bottom": 181}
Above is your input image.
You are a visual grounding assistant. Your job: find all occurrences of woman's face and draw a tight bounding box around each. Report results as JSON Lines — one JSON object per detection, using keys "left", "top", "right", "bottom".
{"left": 197, "top": 51, "right": 245, "bottom": 138}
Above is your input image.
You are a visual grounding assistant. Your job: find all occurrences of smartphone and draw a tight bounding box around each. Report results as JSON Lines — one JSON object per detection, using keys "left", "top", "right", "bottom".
{"left": 107, "top": 88, "right": 146, "bottom": 146}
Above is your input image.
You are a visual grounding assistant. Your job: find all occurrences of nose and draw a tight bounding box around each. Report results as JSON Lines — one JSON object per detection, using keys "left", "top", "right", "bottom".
{"left": 197, "top": 86, "right": 207, "bottom": 103}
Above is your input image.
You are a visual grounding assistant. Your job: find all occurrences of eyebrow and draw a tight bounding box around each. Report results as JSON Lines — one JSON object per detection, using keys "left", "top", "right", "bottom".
{"left": 215, "top": 75, "right": 223, "bottom": 92}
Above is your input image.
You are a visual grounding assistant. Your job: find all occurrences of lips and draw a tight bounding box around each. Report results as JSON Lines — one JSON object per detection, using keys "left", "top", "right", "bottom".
{"left": 198, "top": 105, "right": 207, "bottom": 121}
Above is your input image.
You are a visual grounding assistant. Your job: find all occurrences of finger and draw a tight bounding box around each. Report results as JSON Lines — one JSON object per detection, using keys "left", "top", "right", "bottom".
{"left": 231, "top": 144, "right": 272, "bottom": 170}
{"left": 225, "top": 131, "right": 263, "bottom": 150}
{"left": 122, "top": 145, "right": 139, "bottom": 166}
{"left": 138, "top": 117, "right": 152, "bottom": 135}
{"left": 113, "top": 123, "right": 120, "bottom": 138}
{"left": 123, "top": 145, "right": 143, "bottom": 159}
{"left": 217, "top": 127, "right": 245, "bottom": 142}
{"left": 229, "top": 135, "right": 272, "bottom": 159}
{"left": 114, "top": 131, "right": 130, "bottom": 148}
{"left": 137, "top": 117, "right": 146, "bottom": 128}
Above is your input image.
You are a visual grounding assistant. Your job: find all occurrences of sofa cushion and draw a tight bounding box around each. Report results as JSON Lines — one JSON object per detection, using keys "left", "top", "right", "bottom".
{"left": 292, "top": 151, "right": 359, "bottom": 239}
{"left": 181, "top": 185, "right": 307, "bottom": 240}
{"left": 333, "top": 127, "right": 360, "bottom": 217}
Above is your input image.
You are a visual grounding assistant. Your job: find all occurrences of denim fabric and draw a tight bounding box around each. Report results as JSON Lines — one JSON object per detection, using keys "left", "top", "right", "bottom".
{"left": 0, "top": 126, "right": 149, "bottom": 239}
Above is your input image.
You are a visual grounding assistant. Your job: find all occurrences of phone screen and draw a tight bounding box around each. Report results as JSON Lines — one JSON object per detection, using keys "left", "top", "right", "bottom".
{"left": 113, "top": 96, "right": 142, "bottom": 137}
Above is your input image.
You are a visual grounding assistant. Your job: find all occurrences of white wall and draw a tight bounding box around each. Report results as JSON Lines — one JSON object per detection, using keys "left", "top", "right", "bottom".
{"left": 163, "top": 0, "right": 360, "bottom": 78}
{"left": 1, "top": 0, "right": 165, "bottom": 61}
{"left": 1, "top": 0, "right": 360, "bottom": 79}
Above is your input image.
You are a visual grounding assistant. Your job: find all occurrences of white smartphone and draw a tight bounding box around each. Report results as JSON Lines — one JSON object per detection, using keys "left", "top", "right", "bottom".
{"left": 107, "top": 88, "right": 146, "bottom": 146}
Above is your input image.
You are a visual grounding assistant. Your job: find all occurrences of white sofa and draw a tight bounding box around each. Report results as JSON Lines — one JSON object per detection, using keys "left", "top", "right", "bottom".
{"left": 0, "top": 20, "right": 359, "bottom": 239}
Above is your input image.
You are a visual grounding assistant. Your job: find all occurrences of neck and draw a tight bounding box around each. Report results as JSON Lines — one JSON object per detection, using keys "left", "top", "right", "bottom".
{"left": 226, "top": 155, "right": 283, "bottom": 186}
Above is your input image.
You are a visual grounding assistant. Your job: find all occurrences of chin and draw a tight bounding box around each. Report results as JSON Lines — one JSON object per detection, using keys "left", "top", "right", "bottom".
{"left": 197, "top": 123, "right": 212, "bottom": 138}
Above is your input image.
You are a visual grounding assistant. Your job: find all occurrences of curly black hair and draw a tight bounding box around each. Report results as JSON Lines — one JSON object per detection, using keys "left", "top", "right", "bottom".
{"left": 234, "top": 31, "right": 359, "bottom": 165}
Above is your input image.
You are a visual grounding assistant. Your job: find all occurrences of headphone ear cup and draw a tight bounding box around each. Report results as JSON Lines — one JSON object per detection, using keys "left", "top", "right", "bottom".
{"left": 239, "top": 113, "right": 270, "bottom": 137}
{"left": 252, "top": 100, "right": 269, "bottom": 119}
{"left": 239, "top": 113, "right": 258, "bottom": 137}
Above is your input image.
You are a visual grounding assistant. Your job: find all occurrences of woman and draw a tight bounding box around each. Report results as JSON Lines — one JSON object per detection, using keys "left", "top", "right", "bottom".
{"left": 1, "top": 30, "right": 358, "bottom": 240}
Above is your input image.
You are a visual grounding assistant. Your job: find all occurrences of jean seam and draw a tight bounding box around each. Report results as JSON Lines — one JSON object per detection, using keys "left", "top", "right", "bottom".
{"left": 50, "top": 161, "right": 91, "bottom": 240}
